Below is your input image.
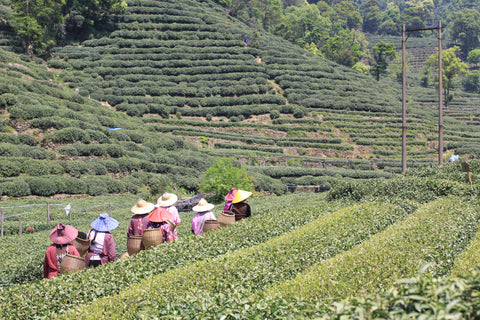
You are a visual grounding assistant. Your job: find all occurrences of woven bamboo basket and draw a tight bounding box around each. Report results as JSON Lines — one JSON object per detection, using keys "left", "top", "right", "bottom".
{"left": 73, "top": 237, "right": 89, "bottom": 257}
{"left": 218, "top": 212, "right": 235, "bottom": 227}
{"left": 127, "top": 235, "right": 143, "bottom": 256}
{"left": 203, "top": 220, "right": 220, "bottom": 233}
{"left": 59, "top": 254, "right": 85, "bottom": 275}
{"left": 142, "top": 229, "right": 164, "bottom": 249}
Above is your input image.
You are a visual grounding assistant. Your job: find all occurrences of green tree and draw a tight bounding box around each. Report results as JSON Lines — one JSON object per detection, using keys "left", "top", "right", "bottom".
{"left": 450, "top": 9, "right": 480, "bottom": 58}
{"left": 423, "top": 46, "right": 468, "bottom": 108}
{"left": 322, "top": 29, "right": 368, "bottom": 67}
{"left": 199, "top": 157, "right": 253, "bottom": 203}
{"left": 250, "top": 0, "right": 282, "bottom": 31}
{"left": 370, "top": 40, "right": 396, "bottom": 81}
{"left": 467, "top": 48, "right": 480, "bottom": 68}
{"left": 274, "top": 4, "right": 331, "bottom": 48}
{"left": 463, "top": 71, "right": 480, "bottom": 93}
{"left": 11, "top": 0, "right": 64, "bottom": 56}
{"left": 331, "top": 1, "right": 362, "bottom": 30}
{"left": 361, "top": 0, "right": 383, "bottom": 34}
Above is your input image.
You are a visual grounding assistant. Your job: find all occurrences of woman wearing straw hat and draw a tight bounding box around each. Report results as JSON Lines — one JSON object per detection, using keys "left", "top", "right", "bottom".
{"left": 231, "top": 189, "right": 252, "bottom": 221}
{"left": 127, "top": 199, "right": 155, "bottom": 239}
{"left": 223, "top": 188, "right": 237, "bottom": 212}
{"left": 43, "top": 223, "right": 80, "bottom": 279}
{"left": 156, "top": 192, "right": 181, "bottom": 240}
{"left": 191, "top": 198, "right": 216, "bottom": 236}
{"left": 85, "top": 213, "right": 119, "bottom": 268}
{"left": 145, "top": 206, "right": 174, "bottom": 243}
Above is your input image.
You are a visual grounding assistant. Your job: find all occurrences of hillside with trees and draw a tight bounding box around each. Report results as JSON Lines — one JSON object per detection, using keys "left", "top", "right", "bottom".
{"left": 0, "top": 0, "right": 479, "bottom": 200}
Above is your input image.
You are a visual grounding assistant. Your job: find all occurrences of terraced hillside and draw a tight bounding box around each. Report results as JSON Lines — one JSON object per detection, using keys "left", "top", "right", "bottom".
{"left": 51, "top": 0, "right": 480, "bottom": 167}
{"left": 1, "top": 0, "right": 480, "bottom": 199}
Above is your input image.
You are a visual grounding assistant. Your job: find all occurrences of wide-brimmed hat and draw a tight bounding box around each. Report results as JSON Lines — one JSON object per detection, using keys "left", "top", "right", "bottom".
{"left": 157, "top": 192, "right": 178, "bottom": 207}
{"left": 192, "top": 198, "right": 215, "bottom": 212}
{"left": 49, "top": 223, "right": 78, "bottom": 245}
{"left": 147, "top": 207, "right": 173, "bottom": 223}
{"left": 131, "top": 199, "right": 155, "bottom": 215}
{"left": 224, "top": 188, "right": 237, "bottom": 201}
{"left": 91, "top": 213, "right": 119, "bottom": 232}
{"left": 232, "top": 190, "right": 252, "bottom": 204}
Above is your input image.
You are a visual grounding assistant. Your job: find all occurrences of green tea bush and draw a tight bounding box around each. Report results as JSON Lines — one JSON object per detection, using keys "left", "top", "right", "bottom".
{"left": 0, "top": 160, "right": 22, "bottom": 177}
{"left": 47, "top": 127, "right": 90, "bottom": 144}
{"left": 25, "top": 177, "right": 58, "bottom": 196}
{"left": 250, "top": 171, "right": 287, "bottom": 195}
{"left": 18, "top": 145, "right": 56, "bottom": 160}
{"left": 0, "top": 178, "right": 31, "bottom": 196}
{"left": 17, "top": 134, "right": 35, "bottom": 146}
{"left": 61, "top": 160, "right": 90, "bottom": 177}
{"left": 0, "top": 143, "right": 21, "bottom": 157}
{"left": 268, "top": 197, "right": 479, "bottom": 303}
{"left": 327, "top": 176, "right": 467, "bottom": 203}
{"left": 0, "top": 133, "right": 17, "bottom": 144}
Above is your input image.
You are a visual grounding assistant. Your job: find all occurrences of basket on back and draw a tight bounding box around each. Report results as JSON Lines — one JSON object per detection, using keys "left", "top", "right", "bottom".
{"left": 203, "top": 220, "right": 220, "bottom": 233}
{"left": 218, "top": 212, "right": 235, "bottom": 227}
{"left": 127, "top": 235, "right": 143, "bottom": 256}
{"left": 73, "top": 237, "right": 89, "bottom": 257}
{"left": 142, "top": 229, "right": 164, "bottom": 249}
{"left": 59, "top": 254, "right": 85, "bottom": 275}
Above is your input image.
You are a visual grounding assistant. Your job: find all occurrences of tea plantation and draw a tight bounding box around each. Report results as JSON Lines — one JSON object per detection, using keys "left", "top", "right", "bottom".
{"left": 0, "top": 162, "right": 479, "bottom": 318}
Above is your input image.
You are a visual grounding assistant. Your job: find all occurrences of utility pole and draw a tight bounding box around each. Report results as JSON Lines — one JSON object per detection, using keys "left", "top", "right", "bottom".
{"left": 401, "top": 21, "right": 443, "bottom": 172}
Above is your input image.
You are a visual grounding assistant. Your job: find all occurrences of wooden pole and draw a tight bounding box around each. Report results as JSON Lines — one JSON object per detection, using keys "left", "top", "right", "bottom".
{"left": 402, "top": 24, "right": 407, "bottom": 173}
{"left": 438, "top": 20, "right": 444, "bottom": 167}
{"left": 19, "top": 216, "right": 22, "bottom": 235}
{"left": 0, "top": 208, "right": 3, "bottom": 237}
{"left": 109, "top": 203, "right": 112, "bottom": 217}
{"left": 47, "top": 202, "right": 50, "bottom": 224}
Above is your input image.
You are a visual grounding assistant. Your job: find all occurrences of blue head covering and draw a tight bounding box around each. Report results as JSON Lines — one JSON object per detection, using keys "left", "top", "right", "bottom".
{"left": 91, "top": 213, "right": 119, "bottom": 232}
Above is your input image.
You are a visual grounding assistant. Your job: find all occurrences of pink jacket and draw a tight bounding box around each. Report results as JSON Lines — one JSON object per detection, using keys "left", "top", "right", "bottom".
{"left": 85, "top": 232, "right": 116, "bottom": 266}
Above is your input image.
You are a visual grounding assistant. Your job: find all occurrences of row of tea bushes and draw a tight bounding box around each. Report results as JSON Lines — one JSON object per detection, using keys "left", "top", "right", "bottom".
{"left": 268, "top": 197, "right": 479, "bottom": 302}
{"left": 251, "top": 166, "right": 393, "bottom": 180}
{"left": 450, "top": 223, "right": 480, "bottom": 277}
{"left": 0, "top": 194, "right": 346, "bottom": 319}
{"left": 57, "top": 201, "right": 409, "bottom": 318}
{"left": 327, "top": 175, "right": 470, "bottom": 203}
{"left": 128, "top": 197, "right": 478, "bottom": 319}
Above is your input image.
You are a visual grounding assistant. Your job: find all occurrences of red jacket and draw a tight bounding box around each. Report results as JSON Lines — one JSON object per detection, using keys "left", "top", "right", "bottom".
{"left": 43, "top": 244, "right": 80, "bottom": 279}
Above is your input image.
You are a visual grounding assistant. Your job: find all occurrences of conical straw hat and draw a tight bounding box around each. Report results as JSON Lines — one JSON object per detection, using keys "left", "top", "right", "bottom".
{"left": 232, "top": 190, "right": 252, "bottom": 204}
{"left": 224, "top": 188, "right": 237, "bottom": 201}
{"left": 192, "top": 198, "right": 215, "bottom": 212}
{"left": 131, "top": 199, "right": 155, "bottom": 215}
{"left": 147, "top": 207, "right": 173, "bottom": 223}
{"left": 49, "top": 223, "right": 78, "bottom": 245}
{"left": 91, "top": 213, "right": 119, "bottom": 232}
{"left": 156, "top": 192, "right": 178, "bottom": 207}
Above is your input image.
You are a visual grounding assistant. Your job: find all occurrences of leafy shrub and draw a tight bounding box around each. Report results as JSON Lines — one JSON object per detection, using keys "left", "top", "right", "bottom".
{"left": 17, "top": 134, "right": 35, "bottom": 146}
{"left": 250, "top": 171, "right": 287, "bottom": 195}
{"left": 200, "top": 157, "right": 253, "bottom": 202}
{"left": 25, "top": 177, "right": 58, "bottom": 196}
{"left": 0, "top": 178, "right": 31, "bottom": 197}
{"left": 0, "top": 160, "right": 22, "bottom": 177}
{"left": 18, "top": 145, "right": 56, "bottom": 159}
{"left": 61, "top": 160, "right": 90, "bottom": 177}
{"left": 48, "top": 127, "right": 90, "bottom": 144}
{"left": 0, "top": 143, "right": 21, "bottom": 157}
{"left": 58, "top": 145, "right": 79, "bottom": 157}
{"left": 0, "top": 133, "right": 18, "bottom": 144}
